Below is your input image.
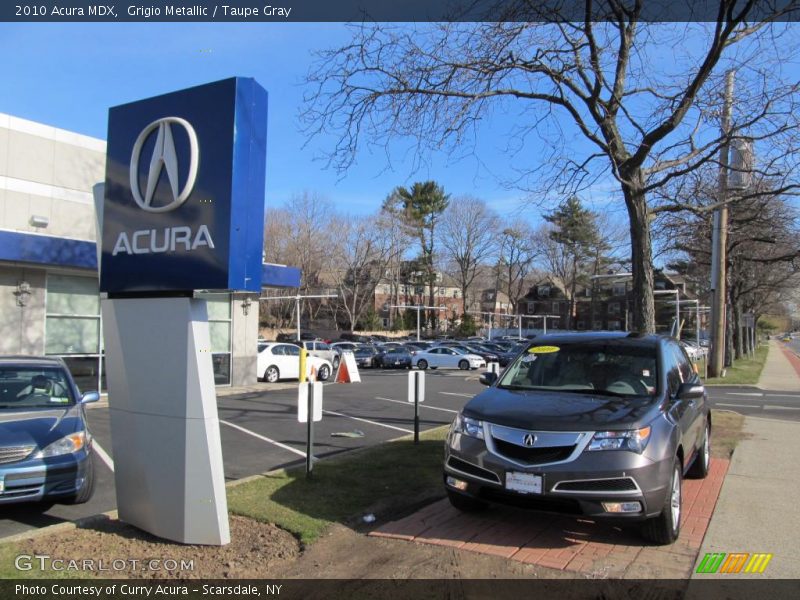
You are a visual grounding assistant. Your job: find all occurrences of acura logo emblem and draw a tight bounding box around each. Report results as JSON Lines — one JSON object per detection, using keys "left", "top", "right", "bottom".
{"left": 522, "top": 433, "right": 536, "bottom": 447}
{"left": 129, "top": 117, "right": 199, "bottom": 213}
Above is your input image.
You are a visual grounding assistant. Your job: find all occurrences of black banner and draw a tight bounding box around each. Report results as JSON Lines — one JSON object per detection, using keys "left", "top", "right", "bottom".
{"left": 3, "top": 1, "right": 800, "bottom": 23}
{"left": 3, "top": 580, "right": 800, "bottom": 600}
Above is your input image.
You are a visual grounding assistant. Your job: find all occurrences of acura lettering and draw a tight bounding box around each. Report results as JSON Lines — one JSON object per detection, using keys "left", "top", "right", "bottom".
{"left": 111, "top": 225, "right": 215, "bottom": 256}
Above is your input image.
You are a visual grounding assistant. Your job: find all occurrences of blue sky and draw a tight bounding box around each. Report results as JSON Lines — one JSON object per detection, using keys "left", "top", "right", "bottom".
{"left": 0, "top": 22, "right": 537, "bottom": 219}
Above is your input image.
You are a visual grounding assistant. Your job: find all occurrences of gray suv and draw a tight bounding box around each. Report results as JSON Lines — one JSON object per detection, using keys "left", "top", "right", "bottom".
{"left": 444, "top": 332, "right": 710, "bottom": 545}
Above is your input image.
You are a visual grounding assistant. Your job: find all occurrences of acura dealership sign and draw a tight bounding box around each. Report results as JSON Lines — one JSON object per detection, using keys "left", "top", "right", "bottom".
{"left": 100, "top": 77, "right": 267, "bottom": 294}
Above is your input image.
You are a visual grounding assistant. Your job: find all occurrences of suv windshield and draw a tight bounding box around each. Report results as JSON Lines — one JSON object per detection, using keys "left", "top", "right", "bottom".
{"left": 0, "top": 367, "right": 74, "bottom": 409}
{"left": 498, "top": 342, "right": 658, "bottom": 397}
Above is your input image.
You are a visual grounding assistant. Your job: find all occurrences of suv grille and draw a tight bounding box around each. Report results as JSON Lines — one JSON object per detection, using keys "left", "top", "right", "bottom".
{"left": 555, "top": 478, "right": 638, "bottom": 493}
{"left": 492, "top": 439, "right": 574, "bottom": 465}
{"left": 0, "top": 446, "right": 35, "bottom": 465}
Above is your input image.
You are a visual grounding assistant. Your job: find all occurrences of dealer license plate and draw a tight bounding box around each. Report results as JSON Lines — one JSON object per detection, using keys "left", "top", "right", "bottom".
{"left": 505, "top": 472, "right": 542, "bottom": 495}
{"left": 0, "top": 477, "right": 4, "bottom": 493}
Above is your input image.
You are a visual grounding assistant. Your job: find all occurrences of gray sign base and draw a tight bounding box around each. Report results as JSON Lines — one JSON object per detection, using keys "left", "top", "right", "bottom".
{"left": 102, "top": 297, "right": 230, "bottom": 545}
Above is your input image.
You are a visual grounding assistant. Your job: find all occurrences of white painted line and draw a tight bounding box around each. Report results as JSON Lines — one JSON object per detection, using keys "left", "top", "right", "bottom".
{"left": 764, "top": 394, "right": 800, "bottom": 399}
{"left": 93, "top": 441, "right": 114, "bottom": 472}
{"left": 725, "top": 392, "right": 764, "bottom": 397}
{"left": 716, "top": 402, "right": 760, "bottom": 408}
{"left": 438, "top": 392, "right": 474, "bottom": 398}
{"left": 322, "top": 409, "right": 413, "bottom": 434}
{"left": 375, "top": 396, "right": 459, "bottom": 414}
{"left": 220, "top": 420, "right": 306, "bottom": 458}
{"left": 763, "top": 405, "right": 800, "bottom": 411}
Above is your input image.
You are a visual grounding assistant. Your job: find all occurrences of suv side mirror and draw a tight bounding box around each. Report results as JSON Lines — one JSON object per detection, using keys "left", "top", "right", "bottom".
{"left": 677, "top": 382, "right": 704, "bottom": 400}
{"left": 479, "top": 372, "right": 498, "bottom": 386}
{"left": 81, "top": 391, "right": 100, "bottom": 404}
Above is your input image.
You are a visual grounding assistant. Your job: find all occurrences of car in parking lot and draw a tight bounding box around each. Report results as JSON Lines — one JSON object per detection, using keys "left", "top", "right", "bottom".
{"left": 444, "top": 332, "right": 711, "bottom": 545}
{"left": 353, "top": 345, "right": 380, "bottom": 368}
{"left": 374, "top": 346, "right": 414, "bottom": 369}
{"left": 414, "top": 347, "right": 486, "bottom": 370}
{"left": 299, "top": 340, "right": 340, "bottom": 370}
{"left": 0, "top": 356, "right": 99, "bottom": 506}
{"left": 257, "top": 343, "right": 332, "bottom": 382}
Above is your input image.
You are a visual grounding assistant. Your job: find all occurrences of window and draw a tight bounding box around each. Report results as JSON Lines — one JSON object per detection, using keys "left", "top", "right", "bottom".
{"left": 608, "top": 302, "right": 621, "bottom": 315}
{"left": 577, "top": 321, "right": 585, "bottom": 330}
{"left": 609, "top": 320, "right": 622, "bottom": 331}
{"left": 527, "top": 302, "right": 535, "bottom": 313}
{"left": 538, "top": 285, "right": 550, "bottom": 297}
{"left": 453, "top": 289, "right": 459, "bottom": 298}
{"left": 593, "top": 321, "right": 604, "bottom": 330}
{"left": 612, "top": 283, "right": 627, "bottom": 296}
{"left": 552, "top": 301, "right": 560, "bottom": 313}
{"left": 45, "top": 274, "right": 103, "bottom": 392}
{"left": 197, "top": 292, "right": 232, "bottom": 385}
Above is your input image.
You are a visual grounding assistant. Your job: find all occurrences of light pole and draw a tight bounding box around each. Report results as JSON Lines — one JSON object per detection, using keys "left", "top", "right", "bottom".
{"left": 391, "top": 305, "right": 447, "bottom": 341}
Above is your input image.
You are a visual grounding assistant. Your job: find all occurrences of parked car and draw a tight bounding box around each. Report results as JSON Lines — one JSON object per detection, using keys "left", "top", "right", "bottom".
{"left": 339, "top": 332, "right": 372, "bottom": 343}
{"left": 449, "top": 344, "right": 500, "bottom": 364}
{"left": 444, "top": 332, "right": 711, "bottom": 545}
{"left": 353, "top": 345, "right": 380, "bottom": 368}
{"left": 403, "top": 341, "right": 434, "bottom": 355}
{"left": 299, "top": 341, "right": 340, "bottom": 370}
{"left": 330, "top": 342, "right": 361, "bottom": 357}
{"left": 257, "top": 343, "right": 332, "bottom": 382}
{"left": 276, "top": 331, "right": 322, "bottom": 343}
{"left": 680, "top": 340, "right": 706, "bottom": 361}
{"left": 414, "top": 347, "right": 486, "bottom": 370}
{"left": 374, "top": 347, "right": 414, "bottom": 369}
{"left": 0, "top": 356, "right": 99, "bottom": 506}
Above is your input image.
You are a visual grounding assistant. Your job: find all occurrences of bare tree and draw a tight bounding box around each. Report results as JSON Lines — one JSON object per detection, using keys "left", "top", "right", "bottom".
{"left": 440, "top": 196, "right": 499, "bottom": 314}
{"left": 497, "top": 224, "right": 537, "bottom": 313}
{"left": 330, "top": 214, "right": 399, "bottom": 331}
{"left": 302, "top": 4, "right": 800, "bottom": 332}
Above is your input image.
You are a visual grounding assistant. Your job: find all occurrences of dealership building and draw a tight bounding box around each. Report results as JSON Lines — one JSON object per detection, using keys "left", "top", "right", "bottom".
{"left": 0, "top": 112, "right": 296, "bottom": 390}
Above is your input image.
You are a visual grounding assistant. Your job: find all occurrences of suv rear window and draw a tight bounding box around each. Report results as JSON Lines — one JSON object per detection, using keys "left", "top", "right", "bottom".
{"left": 498, "top": 342, "right": 658, "bottom": 397}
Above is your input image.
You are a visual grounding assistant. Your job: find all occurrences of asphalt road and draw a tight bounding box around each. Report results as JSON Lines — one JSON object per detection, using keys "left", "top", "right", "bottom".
{"left": 706, "top": 386, "right": 800, "bottom": 421}
{"left": 3, "top": 368, "right": 799, "bottom": 540}
{"left": 0, "top": 368, "right": 481, "bottom": 539}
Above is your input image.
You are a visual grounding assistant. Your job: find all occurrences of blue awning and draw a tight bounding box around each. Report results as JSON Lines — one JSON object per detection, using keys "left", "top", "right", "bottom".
{"left": 0, "top": 230, "right": 302, "bottom": 288}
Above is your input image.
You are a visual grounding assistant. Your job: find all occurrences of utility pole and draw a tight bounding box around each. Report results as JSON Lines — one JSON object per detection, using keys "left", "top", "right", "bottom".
{"left": 709, "top": 71, "right": 735, "bottom": 378}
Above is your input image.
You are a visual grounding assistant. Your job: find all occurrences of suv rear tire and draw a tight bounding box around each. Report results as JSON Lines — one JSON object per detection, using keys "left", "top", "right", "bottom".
{"left": 447, "top": 490, "right": 488, "bottom": 512}
{"left": 641, "top": 459, "right": 682, "bottom": 545}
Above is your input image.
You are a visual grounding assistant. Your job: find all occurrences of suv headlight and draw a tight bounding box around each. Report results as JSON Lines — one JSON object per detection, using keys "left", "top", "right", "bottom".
{"left": 453, "top": 414, "right": 484, "bottom": 439}
{"left": 34, "top": 432, "right": 87, "bottom": 458}
{"left": 586, "top": 426, "right": 651, "bottom": 454}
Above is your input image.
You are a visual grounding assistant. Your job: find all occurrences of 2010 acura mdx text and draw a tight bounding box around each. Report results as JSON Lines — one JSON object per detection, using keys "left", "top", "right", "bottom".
{"left": 444, "top": 332, "right": 711, "bottom": 544}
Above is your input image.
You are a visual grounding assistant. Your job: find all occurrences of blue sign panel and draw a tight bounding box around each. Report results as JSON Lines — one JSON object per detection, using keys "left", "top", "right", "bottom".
{"left": 100, "top": 77, "right": 268, "bottom": 294}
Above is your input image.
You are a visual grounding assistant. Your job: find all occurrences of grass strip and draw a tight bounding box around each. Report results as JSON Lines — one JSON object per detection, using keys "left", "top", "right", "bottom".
{"left": 227, "top": 426, "right": 449, "bottom": 545}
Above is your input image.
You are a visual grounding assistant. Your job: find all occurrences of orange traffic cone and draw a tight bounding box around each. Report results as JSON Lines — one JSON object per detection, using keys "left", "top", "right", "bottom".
{"left": 335, "top": 360, "right": 351, "bottom": 383}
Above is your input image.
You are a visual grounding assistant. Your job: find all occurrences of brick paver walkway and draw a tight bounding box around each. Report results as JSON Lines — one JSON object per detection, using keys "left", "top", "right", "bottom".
{"left": 371, "top": 458, "right": 729, "bottom": 578}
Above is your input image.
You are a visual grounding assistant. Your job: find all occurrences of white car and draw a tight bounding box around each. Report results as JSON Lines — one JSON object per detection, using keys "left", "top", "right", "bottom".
{"left": 257, "top": 343, "right": 333, "bottom": 383}
{"left": 680, "top": 340, "right": 706, "bottom": 361}
{"left": 413, "top": 347, "right": 486, "bottom": 370}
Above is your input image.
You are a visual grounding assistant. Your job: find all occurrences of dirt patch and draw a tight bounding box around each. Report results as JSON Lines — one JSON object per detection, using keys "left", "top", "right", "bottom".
{"left": 270, "top": 523, "right": 568, "bottom": 579}
{"left": 14, "top": 515, "right": 300, "bottom": 579}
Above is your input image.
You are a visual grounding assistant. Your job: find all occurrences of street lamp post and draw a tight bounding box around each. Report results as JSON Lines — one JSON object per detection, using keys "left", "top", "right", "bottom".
{"left": 391, "top": 305, "right": 447, "bottom": 341}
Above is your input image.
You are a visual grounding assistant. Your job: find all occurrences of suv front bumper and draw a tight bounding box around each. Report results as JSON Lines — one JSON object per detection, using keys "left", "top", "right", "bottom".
{"left": 444, "top": 430, "right": 672, "bottom": 520}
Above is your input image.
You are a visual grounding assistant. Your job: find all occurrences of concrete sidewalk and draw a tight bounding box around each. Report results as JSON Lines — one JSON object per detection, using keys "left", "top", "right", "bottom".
{"left": 694, "top": 340, "right": 800, "bottom": 578}
{"left": 756, "top": 339, "right": 800, "bottom": 391}
{"left": 693, "top": 416, "right": 800, "bottom": 578}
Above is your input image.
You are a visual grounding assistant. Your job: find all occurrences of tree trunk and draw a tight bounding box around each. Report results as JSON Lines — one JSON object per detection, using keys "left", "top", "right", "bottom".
{"left": 623, "top": 180, "right": 656, "bottom": 333}
{"left": 732, "top": 298, "right": 743, "bottom": 360}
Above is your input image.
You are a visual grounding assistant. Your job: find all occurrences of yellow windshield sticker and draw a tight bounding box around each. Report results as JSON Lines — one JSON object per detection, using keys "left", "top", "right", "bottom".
{"left": 528, "top": 346, "right": 560, "bottom": 354}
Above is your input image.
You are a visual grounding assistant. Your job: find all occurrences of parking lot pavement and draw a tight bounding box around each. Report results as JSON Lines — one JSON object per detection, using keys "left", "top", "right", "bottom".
{"left": 706, "top": 386, "right": 800, "bottom": 422}
{"left": 371, "top": 458, "right": 730, "bottom": 578}
{"left": 0, "top": 369, "right": 481, "bottom": 539}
